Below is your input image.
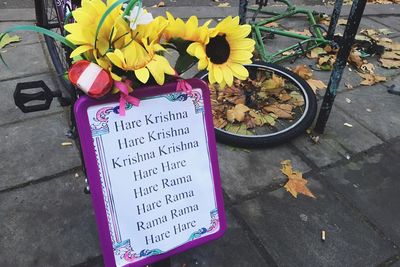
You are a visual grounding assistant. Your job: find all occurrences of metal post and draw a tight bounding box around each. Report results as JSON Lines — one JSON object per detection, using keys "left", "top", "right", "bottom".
{"left": 327, "top": 0, "right": 344, "bottom": 40}
{"left": 313, "top": 0, "right": 367, "bottom": 134}
{"left": 239, "top": 0, "right": 249, "bottom": 24}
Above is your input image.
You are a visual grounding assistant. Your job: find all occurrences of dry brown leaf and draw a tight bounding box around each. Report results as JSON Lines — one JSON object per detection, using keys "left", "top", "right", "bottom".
{"left": 281, "top": 160, "right": 316, "bottom": 199}
{"left": 358, "top": 73, "right": 387, "bottom": 85}
{"left": 289, "top": 91, "right": 305, "bottom": 106}
{"left": 338, "top": 18, "right": 348, "bottom": 25}
{"left": 213, "top": 117, "right": 228, "bottom": 128}
{"left": 379, "top": 58, "right": 400, "bottom": 69}
{"left": 261, "top": 74, "right": 285, "bottom": 91}
{"left": 360, "top": 28, "right": 379, "bottom": 38}
{"left": 348, "top": 49, "right": 364, "bottom": 68}
{"left": 307, "top": 47, "right": 326, "bottom": 59}
{"left": 307, "top": 79, "right": 327, "bottom": 93}
{"left": 360, "top": 63, "right": 375, "bottom": 74}
{"left": 264, "top": 22, "right": 279, "bottom": 27}
{"left": 217, "top": 2, "right": 230, "bottom": 7}
{"left": 227, "top": 104, "right": 250, "bottom": 122}
{"left": 381, "top": 51, "right": 400, "bottom": 60}
{"left": 293, "top": 64, "right": 313, "bottom": 80}
{"left": 157, "top": 1, "right": 165, "bottom": 7}
{"left": 263, "top": 104, "right": 293, "bottom": 119}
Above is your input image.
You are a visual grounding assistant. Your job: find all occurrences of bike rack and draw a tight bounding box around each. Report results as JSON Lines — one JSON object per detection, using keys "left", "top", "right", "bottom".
{"left": 238, "top": 0, "right": 368, "bottom": 134}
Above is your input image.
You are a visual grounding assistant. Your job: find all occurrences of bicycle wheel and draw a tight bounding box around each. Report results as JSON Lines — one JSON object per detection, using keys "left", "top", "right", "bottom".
{"left": 38, "top": 0, "right": 76, "bottom": 102}
{"left": 195, "top": 61, "right": 317, "bottom": 147}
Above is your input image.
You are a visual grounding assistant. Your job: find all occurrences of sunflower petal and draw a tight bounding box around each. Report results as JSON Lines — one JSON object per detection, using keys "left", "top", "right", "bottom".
{"left": 135, "top": 67, "right": 150, "bottom": 83}
{"left": 229, "top": 63, "right": 249, "bottom": 79}
{"left": 70, "top": 45, "right": 92, "bottom": 58}
{"left": 221, "top": 65, "right": 233, "bottom": 86}
{"left": 213, "top": 65, "right": 223, "bottom": 84}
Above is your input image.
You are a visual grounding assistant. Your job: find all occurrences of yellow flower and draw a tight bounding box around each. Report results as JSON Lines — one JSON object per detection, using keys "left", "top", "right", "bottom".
{"left": 133, "top": 16, "right": 168, "bottom": 45}
{"left": 106, "top": 39, "right": 175, "bottom": 85}
{"left": 187, "top": 16, "right": 255, "bottom": 87}
{"left": 64, "top": 0, "right": 128, "bottom": 69}
{"left": 163, "top": 12, "right": 211, "bottom": 43}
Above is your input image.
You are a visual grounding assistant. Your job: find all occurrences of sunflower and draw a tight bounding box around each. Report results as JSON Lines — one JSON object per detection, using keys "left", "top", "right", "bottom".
{"left": 106, "top": 38, "right": 175, "bottom": 85}
{"left": 186, "top": 16, "right": 255, "bottom": 87}
{"left": 64, "top": 0, "right": 128, "bottom": 69}
{"left": 163, "top": 12, "right": 211, "bottom": 43}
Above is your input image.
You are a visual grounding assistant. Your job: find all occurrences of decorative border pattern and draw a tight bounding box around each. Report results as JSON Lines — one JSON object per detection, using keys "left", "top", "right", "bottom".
{"left": 188, "top": 209, "right": 219, "bottom": 241}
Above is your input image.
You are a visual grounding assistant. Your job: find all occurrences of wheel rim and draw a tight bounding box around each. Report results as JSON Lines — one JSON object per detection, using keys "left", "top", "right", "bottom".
{"left": 198, "top": 63, "right": 312, "bottom": 138}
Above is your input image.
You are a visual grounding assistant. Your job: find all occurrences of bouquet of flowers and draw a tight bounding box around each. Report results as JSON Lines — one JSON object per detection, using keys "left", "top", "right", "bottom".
{"left": 1, "top": 0, "right": 255, "bottom": 113}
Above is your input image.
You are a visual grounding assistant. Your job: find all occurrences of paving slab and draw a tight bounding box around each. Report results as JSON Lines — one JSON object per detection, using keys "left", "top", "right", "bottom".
{"left": 217, "top": 143, "right": 310, "bottom": 201}
{"left": 0, "top": 172, "right": 101, "bottom": 267}
{"left": 236, "top": 177, "right": 398, "bottom": 266}
{"left": 0, "top": 113, "right": 81, "bottom": 191}
{"left": 0, "top": 72, "right": 63, "bottom": 126}
{"left": 369, "top": 16, "right": 400, "bottom": 35}
{"left": 335, "top": 84, "right": 400, "bottom": 140}
{"left": 172, "top": 211, "right": 269, "bottom": 267}
{"left": 322, "top": 138, "right": 400, "bottom": 245}
{"left": 0, "top": 21, "right": 41, "bottom": 45}
{"left": 0, "top": 43, "right": 49, "bottom": 81}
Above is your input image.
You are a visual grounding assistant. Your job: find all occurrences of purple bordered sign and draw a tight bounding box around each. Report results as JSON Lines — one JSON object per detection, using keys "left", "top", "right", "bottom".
{"left": 74, "top": 79, "right": 226, "bottom": 267}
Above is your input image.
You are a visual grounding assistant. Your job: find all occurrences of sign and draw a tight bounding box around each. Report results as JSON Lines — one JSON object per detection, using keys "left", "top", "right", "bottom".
{"left": 74, "top": 79, "right": 226, "bottom": 267}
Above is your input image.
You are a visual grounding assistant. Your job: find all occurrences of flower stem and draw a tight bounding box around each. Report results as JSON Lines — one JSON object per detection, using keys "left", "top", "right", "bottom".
{"left": 123, "top": 0, "right": 140, "bottom": 17}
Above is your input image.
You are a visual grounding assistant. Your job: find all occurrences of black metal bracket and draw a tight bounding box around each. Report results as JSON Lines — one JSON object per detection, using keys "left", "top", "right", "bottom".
{"left": 14, "top": 80, "right": 61, "bottom": 113}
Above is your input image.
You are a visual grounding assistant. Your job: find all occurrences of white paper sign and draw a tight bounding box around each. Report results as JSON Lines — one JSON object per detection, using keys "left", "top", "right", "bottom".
{"left": 86, "top": 88, "right": 221, "bottom": 266}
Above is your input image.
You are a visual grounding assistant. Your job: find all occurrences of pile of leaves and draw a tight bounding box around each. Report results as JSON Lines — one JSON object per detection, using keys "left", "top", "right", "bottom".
{"left": 210, "top": 69, "right": 305, "bottom": 135}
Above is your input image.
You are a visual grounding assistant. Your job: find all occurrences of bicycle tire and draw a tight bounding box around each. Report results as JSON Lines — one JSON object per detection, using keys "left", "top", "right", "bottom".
{"left": 38, "top": 0, "right": 76, "bottom": 102}
{"left": 195, "top": 61, "right": 317, "bottom": 147}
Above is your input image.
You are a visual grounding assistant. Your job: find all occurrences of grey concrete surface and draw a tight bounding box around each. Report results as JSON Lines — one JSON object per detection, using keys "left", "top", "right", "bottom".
{"left": 0, "top": 113, "right": 81, "bottom": 190}
{"left": 1, "top": 3, "right": 400, "bottom": 267}
{"left": 218, "top": 143, "right": 310, "bottom": 201}
{"left": 0, "top": 172, "right": 101, "bottom": 267}
{"left": 236, "top": 178, "right": 398, "bottom": 266}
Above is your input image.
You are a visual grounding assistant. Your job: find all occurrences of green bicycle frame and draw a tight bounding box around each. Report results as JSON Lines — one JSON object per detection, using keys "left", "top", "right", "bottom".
{"left": 249, "top": 0, "right": 332, "bottom": 63}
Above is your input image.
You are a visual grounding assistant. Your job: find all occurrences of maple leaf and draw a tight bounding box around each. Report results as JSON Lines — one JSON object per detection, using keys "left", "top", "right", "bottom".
{"left": 307, "top": 47, "right": 326, "bottom": 59}
{"left": 281, "top": 160, "right": 316, "bottom": 199}
{"left": 293, "top": 64, "right": 313, "bottom": 80}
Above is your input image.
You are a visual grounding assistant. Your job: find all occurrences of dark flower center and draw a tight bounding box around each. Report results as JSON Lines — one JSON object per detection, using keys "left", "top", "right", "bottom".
{"left": 206, "top": 34, "right": 230, "bottom": 64}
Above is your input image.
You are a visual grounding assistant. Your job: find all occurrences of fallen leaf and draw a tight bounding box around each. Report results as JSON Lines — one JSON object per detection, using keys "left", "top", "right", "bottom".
{"left": 227, "top": 103, "right": 250, "bottom": 122}
{"left": 263, "top": 104, "right": 293, "bottom": 119}
{"left": 0, "top": 33, "right": 21, "bottom": 50}
{"left": 264, "top": 22, "right": 279, "bottom": 27}
{"left": 157, "top": 1, "right": 165, "bottom": 7}
{"left": 358, "top": 73, "right": 387, "bottom": 85}
{"left": 307, "top": 47, "right": 326, "bottom": 59}
{"left": 307, "top": 79, "right": 327, "bottom": 93}
{"left": 281, "top": 160, "right": 316, "bottom": 199}
{"left": 378, "top": 28, "right": 393, "bottom": 35}
{"left": 379, "top": 58, "right": 400, "bottom": 69}
{"left": 293, "top": 64, "right": 313, "bottom": 80}
{"left": 345, "top": 83, "right": 353, "bottom": 89}
{"left": 217, "top": 2, "right": 230, "bottom": 7}
{"left": 348, "top": 49, "right": 364, "bottom": 68}
{"left": 338, "top": 18, "right": 348, "bottom": 25}
{"left": 289, "top": 91, "right": 305, "bottom": 106}
{"left": 381, "top": 51, "right": 400, "bottom": 60}
{"left": 261, "top": 74, "right": 285, "bottom": 91}
{"left": 360, "top": 63, "right": 375, "bottom": 74}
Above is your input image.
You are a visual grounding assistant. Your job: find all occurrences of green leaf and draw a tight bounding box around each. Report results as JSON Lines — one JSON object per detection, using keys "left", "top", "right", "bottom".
{"left": 175, "top": 53, "right": 197, "bottom": 74}
{"left": 0, "top": 33, "right": 20, "bottom": 49}
{"left": 168, "top": 38, "right": 197, "bottom": 74}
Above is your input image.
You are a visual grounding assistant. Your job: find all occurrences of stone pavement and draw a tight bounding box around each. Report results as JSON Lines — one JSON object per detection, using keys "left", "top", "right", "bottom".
{"left": 1, "top": 3, "right": 400, "bottom": 267}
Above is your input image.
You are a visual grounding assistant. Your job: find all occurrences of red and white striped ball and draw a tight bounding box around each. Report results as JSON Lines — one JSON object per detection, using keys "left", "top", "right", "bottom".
{"left": 68, "top": 60, "right": 113, "bottom": 98}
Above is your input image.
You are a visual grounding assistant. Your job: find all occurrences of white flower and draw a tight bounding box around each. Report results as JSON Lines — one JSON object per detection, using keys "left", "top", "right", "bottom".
{"left": 124, "top": 6, "right": 153, "bottom": 30}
